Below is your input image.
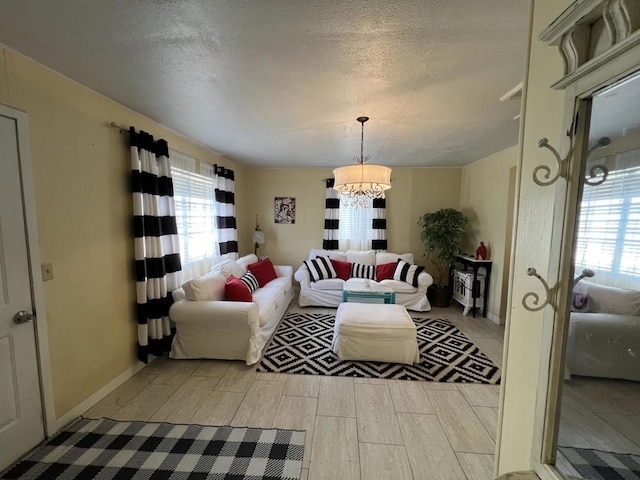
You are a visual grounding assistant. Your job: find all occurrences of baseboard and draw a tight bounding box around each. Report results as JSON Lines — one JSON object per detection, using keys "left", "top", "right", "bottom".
{"left": 53, "top": 361, "right": 147, "bottom": 432}
{"left": 487, "top": 312, "right": 502, "bottom": 325}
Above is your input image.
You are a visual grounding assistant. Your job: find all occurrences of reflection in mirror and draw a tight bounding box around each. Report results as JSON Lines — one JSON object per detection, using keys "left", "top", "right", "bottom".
{"left": 556, "top": 72, "right": 640, "bottom": 478}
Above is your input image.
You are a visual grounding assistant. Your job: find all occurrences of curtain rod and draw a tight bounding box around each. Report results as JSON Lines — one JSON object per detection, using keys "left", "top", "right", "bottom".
{"left": 109, "top": 121, "right": 129, "bottom": 134}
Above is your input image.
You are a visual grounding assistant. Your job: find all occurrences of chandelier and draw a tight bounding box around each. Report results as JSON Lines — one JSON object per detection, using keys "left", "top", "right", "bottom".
{"left": 333, "top": 116, "right": 391, "bottom": 206}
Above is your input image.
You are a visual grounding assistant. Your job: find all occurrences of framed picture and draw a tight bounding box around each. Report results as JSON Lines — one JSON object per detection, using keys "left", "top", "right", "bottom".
{"left": 274, "top": 197, "right": 296, "bottom": 224}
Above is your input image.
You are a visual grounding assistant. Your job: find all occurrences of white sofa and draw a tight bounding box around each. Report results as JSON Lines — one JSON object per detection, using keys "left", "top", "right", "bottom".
{"left": 294, "top": 249, "right": 434, "bottom": 311}
{"left": 169, "top": 254, "right": 294, "bottom": 365}
{"left": 566, "top": 281, "right": 640, "bottom": 381}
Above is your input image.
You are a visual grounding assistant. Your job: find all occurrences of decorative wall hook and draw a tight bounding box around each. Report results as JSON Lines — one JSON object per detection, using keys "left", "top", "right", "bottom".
{"left": 533, "top": 138, "right": 568, "bottom": 186}
{"left": 584, "top": 137, "right": 611, "bottom": 186}
{"left": 522, "top": 267, "right": 554, "bottom": 312}
{"left": 584, "top": 164, "right": 609, "bottom": 186}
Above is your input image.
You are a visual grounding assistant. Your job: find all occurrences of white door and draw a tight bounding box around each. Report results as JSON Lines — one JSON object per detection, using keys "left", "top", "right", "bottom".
{"left": 0, "top": 111, "right": 45, "bottom": 470}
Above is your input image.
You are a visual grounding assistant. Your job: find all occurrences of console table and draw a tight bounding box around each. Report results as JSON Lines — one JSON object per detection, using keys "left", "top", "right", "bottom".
{"left": 452, "top": 255, "right": 492, "bottom": 318}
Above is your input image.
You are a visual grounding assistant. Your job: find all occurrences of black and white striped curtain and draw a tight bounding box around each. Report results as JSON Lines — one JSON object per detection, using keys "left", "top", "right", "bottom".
{"left": 371, "top": 197, "right": 387, "bottom": 251}
{"left": 214, "top": 166, "right": 238, "bottom": 260}
{"left": 322, "top": 178, "right": 340, "bottom": 250}
{"left": 130, "top": 128, "right": 182, "bottom": 363}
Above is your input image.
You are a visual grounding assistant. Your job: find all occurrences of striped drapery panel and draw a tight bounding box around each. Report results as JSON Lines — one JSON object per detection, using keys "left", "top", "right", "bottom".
{"left": 214, "top": 166, "right": 238, "bottom": 260}
{"left": 130, "top": 128, "right": 182, "bottom": 363}
{"left": 371, "top": 197, "right": 388, "bottom": 251}
{"left": 323, "top": 178, "right": 340, "bottom": 250}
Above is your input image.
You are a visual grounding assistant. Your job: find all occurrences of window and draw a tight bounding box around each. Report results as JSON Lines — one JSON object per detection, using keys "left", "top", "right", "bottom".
{"left": 575, "top": 148, "right": 640, "bottom": 288}
{"left": 170, "top": 151, "right": 219, "bottom": 281}
{"left": 338, "top": 196, "right": 375, "bottom": 251}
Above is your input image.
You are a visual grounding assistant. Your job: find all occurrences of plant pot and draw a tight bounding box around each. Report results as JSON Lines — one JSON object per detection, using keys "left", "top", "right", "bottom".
{"left": 427, "top": 285, "right": 452, "bottom": 308}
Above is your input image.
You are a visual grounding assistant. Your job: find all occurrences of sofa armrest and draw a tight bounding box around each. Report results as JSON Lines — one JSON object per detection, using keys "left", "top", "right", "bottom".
{"left": 417, "top": 271, "right": 434, "bottom": 289}
{"left": 294, "top": 264, "right": 311, "bottom": 289}
{"left": 274, "top": 265, "right": 293, "bottom": 280}
{"left": 170, "top": 299, "right": 260, "bottom": 330}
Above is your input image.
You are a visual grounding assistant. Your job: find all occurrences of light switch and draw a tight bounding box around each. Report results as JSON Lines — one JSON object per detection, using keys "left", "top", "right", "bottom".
{"left": 41, "top": 262, "right": 54, "bottom": 281}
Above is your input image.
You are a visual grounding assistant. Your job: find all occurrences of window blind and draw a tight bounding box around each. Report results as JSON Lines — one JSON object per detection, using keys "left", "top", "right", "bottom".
{"left": 575, "top": 148, "right": 640, "bottom": 288}
{"left": 338, "top": 196, "right": 375, "bottom": 251}
{"left": 170, "top": 151, "right": 219, "bottom": 281}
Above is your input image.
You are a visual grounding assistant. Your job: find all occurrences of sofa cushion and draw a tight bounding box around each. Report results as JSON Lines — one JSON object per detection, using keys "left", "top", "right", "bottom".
{"left": 351, "top": 263, "right": 375, "bottom": 280}
{"left": 380, "top": 279, "right": 419, "bottom": 293}
{"left": 182, "top": 271, "right": 226, "bottom": 301}
{"left": 248, "top": 258, "right": 278, "bottom": 287}
{"left": 304, "top": 257, "right": 337, "bottom": 281}
{"left": 376, "top": 252, "right": 414, "bottom": 265}
{"left": 251, "top": 288, "right": 278, "bottom": 326}
{"left": 574, "top": 282, "right": 640, "bottom": 315}
{"left": 212, "top": 259, "right": 245, "bottom": 280}
{"left": 311, "top": 278, "right": 345, "bottom": 291}
{"left": 346, "top": 250, "right": 376, "bottom": 265}
{"left": 309, "top": 248, "right": 347, "bottom": 262}
{"left": 376, "top": 262, "right": 397, "bottom": 282}
{"left": 224, "top": 275, "right": 253, "bottom": 302}
{"left": 393, "top": 260, "right": 425, "bottom": 288}
{"left": 239, "top": 271, "right": 260, "bottom": 293}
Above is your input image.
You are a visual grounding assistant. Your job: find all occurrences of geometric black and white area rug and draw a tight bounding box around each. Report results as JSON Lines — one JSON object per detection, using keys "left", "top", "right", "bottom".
{"left": 257, "top": 313, "right": 501, "bottom": 384}
{"left": 1, "top": 417, "right": 305, "bottom": 480}
{"left": 558, "top": 447, "right": 640, "bottom": 480}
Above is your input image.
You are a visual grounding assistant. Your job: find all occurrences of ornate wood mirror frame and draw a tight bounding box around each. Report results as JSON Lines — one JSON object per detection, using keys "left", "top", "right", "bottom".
{"left": 530, "top": 1, "right": 640, "bottom": 478}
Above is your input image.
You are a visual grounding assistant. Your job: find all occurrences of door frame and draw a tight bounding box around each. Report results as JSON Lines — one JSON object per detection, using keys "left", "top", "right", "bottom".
{"left": 1, "top": 103, "right": 56, "bottom": 437}
{"left": 529, "top": 2, "right": 640, "bottom": 477}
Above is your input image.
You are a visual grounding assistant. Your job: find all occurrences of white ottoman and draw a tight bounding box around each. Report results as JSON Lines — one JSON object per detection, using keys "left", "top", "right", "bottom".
{"left": 332, "top": 303, "right": 420, "bottom": 365}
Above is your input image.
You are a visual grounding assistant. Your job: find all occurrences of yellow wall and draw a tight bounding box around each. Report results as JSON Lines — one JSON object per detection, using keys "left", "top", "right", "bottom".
{"left": 0, "top": 46, "right": 245, "bottom": 419}
{"left": 243, "top": 167, "right": 462, "bottom": 273}
{"left": 460, "top": 146, "right": 518, "bottom": 323}
{"left": 497, "top": 0, "right": 572, "bottom": 473}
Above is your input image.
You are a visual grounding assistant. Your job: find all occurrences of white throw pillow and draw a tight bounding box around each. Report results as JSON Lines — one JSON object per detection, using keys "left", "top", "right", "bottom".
{"left": 182, "top": 271, "right": 226, "bottom": 301}
{"left": 212, "top": 259, "right": 245, "bottom": 280}
{"left": 304, "top": 257, "right": 338, "bottom": 282}
{"left": 239, "top": 271, "right": 260, "bottom": 293}
{"left": 237, "top": 254, "right": 259, "bottom": 273}
{"left": 393, "top": 260, "right": 425, "bottom": 288}
{"left": 350, "top": 263, "right": 375, "bottom": 280}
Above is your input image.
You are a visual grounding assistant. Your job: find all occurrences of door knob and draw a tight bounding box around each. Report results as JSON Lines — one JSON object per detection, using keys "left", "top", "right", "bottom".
{"left": 14, "top": 311, "right": 35, "bottom": 324}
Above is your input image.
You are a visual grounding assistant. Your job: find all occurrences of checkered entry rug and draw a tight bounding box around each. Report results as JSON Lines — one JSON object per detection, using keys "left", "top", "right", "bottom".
{"left": 558, "top": 447, "right": 640, "bottom": 480}
{"left": 257, "top": 312, "right": 501, "bottom": 384}
{"left": 1, "top": 417, "right": 305, "bottom": 480}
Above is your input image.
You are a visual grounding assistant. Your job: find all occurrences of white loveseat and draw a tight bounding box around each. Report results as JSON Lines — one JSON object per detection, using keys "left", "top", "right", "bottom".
{"left": 567, "top": 281, "right": 640, "bottom": 381}
{"left": 294, "top": 249, "right": 434, "bottom": 311}
{"left": 169, "top": 254, "right": 293, "bottom": 365}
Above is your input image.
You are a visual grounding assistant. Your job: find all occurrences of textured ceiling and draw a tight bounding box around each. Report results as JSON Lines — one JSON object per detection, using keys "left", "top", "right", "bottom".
{"left": 0, "top": 1, "right": 530, "bottom": 167}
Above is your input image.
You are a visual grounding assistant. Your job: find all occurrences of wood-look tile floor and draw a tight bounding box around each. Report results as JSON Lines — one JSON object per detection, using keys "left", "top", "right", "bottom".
{"left": 85, "top": 304, "right": 504, "bottom": 480}
{"left": 556, "top": 374, "right": 640, "bottom": 477}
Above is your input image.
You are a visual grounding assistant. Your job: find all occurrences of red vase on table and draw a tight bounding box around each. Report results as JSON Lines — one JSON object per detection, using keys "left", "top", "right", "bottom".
{"left": 475, "top": 242, "right": 487, "bottom": 260}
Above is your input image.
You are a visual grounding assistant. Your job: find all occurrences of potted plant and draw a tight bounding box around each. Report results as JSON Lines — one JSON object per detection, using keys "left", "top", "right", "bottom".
{"left": 418, "top": 208, "right": 469, "bottom": 307}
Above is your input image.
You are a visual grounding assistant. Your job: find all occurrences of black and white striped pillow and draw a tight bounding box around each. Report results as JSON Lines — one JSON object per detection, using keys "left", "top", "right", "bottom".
{"left": 258, "top": 255, "right": 269, "bottom": 261}
{"left": 393, "top": 259, "right": 425, "bottom": 287}
{"left": 350, "top": 263, "right": 375, "bottom": 280}
{"left": 239, "top": 271, "right": 260, "bottom": 293}
{"left": 304, "top": 257, "right": 337, "bottom": 282}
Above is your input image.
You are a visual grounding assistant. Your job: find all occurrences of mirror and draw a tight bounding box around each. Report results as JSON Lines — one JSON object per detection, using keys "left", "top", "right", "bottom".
{"left": 555, "top": 71, "right": 640, "bottom": 478}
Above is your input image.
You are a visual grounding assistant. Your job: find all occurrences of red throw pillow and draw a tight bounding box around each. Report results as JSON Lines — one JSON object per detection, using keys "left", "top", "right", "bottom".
{"left": 224, "top": 275, "right": 252, "bottom": 302}
{"left": 376, "top": 262, "right": 397, "bottom": 282}
{"left": 316, "top": 256, "right": 351, "bottom": 281}
{"left": 247, "top": 258, "right": 278, "bottom": 287}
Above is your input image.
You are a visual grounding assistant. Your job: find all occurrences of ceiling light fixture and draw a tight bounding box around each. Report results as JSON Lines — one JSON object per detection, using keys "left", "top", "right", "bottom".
{"left": 333, "top": 116, "right": 391, "bottom": 207}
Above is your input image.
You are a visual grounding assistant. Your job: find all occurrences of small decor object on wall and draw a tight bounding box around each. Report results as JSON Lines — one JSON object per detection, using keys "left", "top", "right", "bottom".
{"left": 274, "top": 197, "right": 296, "bottom": 224}
{"left": 475, "top": 241, "right": 487, "bottom": 260}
